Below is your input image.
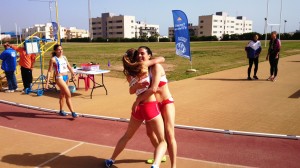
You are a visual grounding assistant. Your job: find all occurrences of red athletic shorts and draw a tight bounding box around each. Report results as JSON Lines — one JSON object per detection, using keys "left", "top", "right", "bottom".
{"left": 158, "top": 97, "right": 174, "bottom": 110}
{"left": 132, "top": 101, "right": 161, "bottom": 121}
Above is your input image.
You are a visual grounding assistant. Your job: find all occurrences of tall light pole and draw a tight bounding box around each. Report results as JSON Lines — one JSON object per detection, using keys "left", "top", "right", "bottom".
{"left": 88, "top": 0, "right": 93, "bottom": 41}
{"left": 278, "top": 0, "right": 283, "bottom": 39}
{"left": 264, "top": 17, "right": 268, "bottom": 47}
{"left": 284, "top": 20, "right": 287, "bottom": 33}
{"left": 264, "top": 0, "right": 269, "bottom": 47}
{"left": 28, "top": 0, "right": 60, "bottom": 44}
{"left": 55, "top": 0, "right": 60, "bottom": 44}
{"left": 15, "top": 23, "right": 19, "bottom": 45}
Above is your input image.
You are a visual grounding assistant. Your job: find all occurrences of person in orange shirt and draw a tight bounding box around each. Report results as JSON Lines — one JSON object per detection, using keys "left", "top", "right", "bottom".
{"left": 10, "top": 43, "right": 36, "bottom": 91}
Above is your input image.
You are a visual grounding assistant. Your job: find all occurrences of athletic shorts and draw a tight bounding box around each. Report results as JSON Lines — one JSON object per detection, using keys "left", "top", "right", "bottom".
{"left": 56, "top": 75, "right": 69, "bottom": 82}
{"left": 159, "top": 97, "right": 174, "bottom": 109}
{"left": 132, "top": 101, "right": 161, "bottom": 122}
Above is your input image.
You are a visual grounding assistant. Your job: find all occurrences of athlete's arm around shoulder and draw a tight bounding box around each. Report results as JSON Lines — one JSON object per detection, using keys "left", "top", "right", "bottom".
{"left": 143, "top": 56, "right": 165, "bottom": 67}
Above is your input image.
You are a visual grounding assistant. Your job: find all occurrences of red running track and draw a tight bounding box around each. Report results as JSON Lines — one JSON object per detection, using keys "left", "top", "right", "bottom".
{"left": 0, "top": 102, "right": 299, "bottom": 168}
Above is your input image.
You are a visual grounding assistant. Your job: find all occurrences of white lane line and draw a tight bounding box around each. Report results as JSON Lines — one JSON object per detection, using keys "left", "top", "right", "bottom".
{"left": 1, "top": 99, "right": 300, "bottom": 140}
{"left": 1, "top": 125, "right": 254, "bottom": 167}
{"left": 35, "top": 142, "right": 84, "bottom": 168}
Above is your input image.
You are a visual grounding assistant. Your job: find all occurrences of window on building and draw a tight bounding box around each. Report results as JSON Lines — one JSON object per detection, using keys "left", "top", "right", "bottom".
{"left": 213, "top": 26, "right": 217, "bottom": 28}
{"left": 116, "top": 26, "right": 122, "bottom": 29}
{"left": 200, "top": 26, "right": 203, "bottom": 28}
{"left": 200, "top": 20, "right": 204, "bottom": 23}
{"left": 220, "top": 26, "right": 222, "bottom": 28}
{"left": 117, "top": 32, "right": 123, "bottom": 34}
{"left": 213, "top": 31, "right": 217, "bottom": 33}
{"left": 116, "top": 20, "right": 122, "bottom": 23}
{"left": 213, "top": 20, "right": 218, "bottom": 22}
{"left": 200, "top": 31, "right": 203, "bottom": 34}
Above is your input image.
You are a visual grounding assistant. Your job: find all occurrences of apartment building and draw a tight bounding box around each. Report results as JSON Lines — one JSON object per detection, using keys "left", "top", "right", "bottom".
{"left": 168, "top": 23, "right": 198, "bottom": 39}
{"left": 22, "top": 23, "right": 89, "bottom": 40}
{"left": 22, "top": 23, "right": 66, "bottom": 40}
{"left": 91, "top": 12, "right": 159, "bottom": 39}
{"left": 199, "top": 12, "right": 252, "bottom": 39}
{"left": 66, "top": 27, "right": 89, "bottom": 39}
{"left": 168, "top": 12, "right": 253, "bottom": 40}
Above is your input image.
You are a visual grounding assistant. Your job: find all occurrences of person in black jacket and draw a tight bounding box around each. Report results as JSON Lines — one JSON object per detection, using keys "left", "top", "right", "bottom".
{"left": 266, "top": 31, "right": 281, "bottom": 82}
{"left": 245, "top": 34, "right": 262, "bottom": 80}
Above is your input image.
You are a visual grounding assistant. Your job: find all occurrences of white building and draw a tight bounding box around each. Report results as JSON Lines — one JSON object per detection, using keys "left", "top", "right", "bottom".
{"left": 22, "top": 23, "right": 89, "bottom": 40}
{"left": 198, "top": 12, "right": 253, "bottom": 39}
{"left": 22, "top": 23, "right": 65, "bottom": 40}
{"left": 91, "top": 13, "right": 159, "bottom": 39}
{"left": 0, "top": 33, "right": 11, "bottom": 40}
{"left": 66, "top": 27, "right": 89, "bottom": 39}
{"left": 168, "top": 12, "right": 253, "bottom": 40}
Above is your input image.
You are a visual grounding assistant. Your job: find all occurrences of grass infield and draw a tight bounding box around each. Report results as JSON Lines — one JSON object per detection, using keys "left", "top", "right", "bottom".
{"left": 2, "top": 40, "right": 300, "bottom": 81}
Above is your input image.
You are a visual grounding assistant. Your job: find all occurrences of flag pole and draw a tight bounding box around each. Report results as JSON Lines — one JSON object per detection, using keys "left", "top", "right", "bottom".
{"left": 186, "top": 60, "right": 196, "bottom": 72}
{"left": 172, "top": 10, "right": 196, "bottom": 73}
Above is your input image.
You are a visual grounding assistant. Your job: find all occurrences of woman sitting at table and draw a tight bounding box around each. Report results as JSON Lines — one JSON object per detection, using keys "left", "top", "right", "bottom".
{"left": 45, "top": 44, "right": 78, "bottom": 118}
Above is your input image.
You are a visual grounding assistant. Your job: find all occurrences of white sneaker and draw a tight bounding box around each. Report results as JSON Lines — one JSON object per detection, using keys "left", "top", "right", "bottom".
{"left": 5, "top": 90, "right": 14, "bottom": 93}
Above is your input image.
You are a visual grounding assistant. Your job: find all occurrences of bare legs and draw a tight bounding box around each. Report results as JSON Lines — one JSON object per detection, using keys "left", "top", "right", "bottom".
{"left": 56, "top": 79, "right": 75, "bottom": 112}
{"left": 109, "top": 115, "right": 167, "bottom": 167}
{"left": 146, "top": 103, "right": 177, "bottom": 168}
{"left": 110, "top": 116, "right": 143, "bottom": 160}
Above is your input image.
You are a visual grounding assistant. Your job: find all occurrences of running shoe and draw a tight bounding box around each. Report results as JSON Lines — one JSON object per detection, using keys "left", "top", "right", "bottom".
{"left": 146, "top": 155, "right": 167, "bottom": 164}
{"left": 105, "top": 159, "right": 114, "bottom": 167}
{"left": 247, "top": 77, "right": 252, "bottom": 80}
{"left": 253, "top": 76, "right": 259, "bottom": 80}
{"left": 71, "top": 112, "right": 78, "bottom": 118}
{"left": 58, "top": 110, "right": 67, "bottom": 116}
{"left": 5, "top": 90, "right": 14, "bottom": 93}
{"left": 151, "top": 164, "right": 159, "bottom": 168}
{"left": 267, "top": 76, "right": 273, "bottom": 81}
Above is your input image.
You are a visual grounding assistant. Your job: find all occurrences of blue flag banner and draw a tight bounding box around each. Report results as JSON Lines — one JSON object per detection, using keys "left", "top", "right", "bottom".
{"left": 52, "top": 22, "right": 58, "bottom": 40}
{"left": 172, "top": 10, "right": 191, "bottom": 61}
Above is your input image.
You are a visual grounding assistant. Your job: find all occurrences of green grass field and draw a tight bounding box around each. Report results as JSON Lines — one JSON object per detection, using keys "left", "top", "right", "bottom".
{"left": 3, "top": 41, "right": 300, "bottom": 81}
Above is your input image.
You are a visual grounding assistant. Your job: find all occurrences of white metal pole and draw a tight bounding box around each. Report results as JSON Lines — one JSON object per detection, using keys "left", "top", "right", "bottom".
{"left": 55, "top": 0, "right": 60, "bottom": 44}
{"left": 264, "top": 0, "right": 269, "bottom": 47}
{"left": 15, "top": 23, "right": 18, "bottom": 45}
{"left": 19, "top": 27, "right": 22, "bottom": 43}
{"left": 278, "top": 0, "right": 283, "bottom": 39}
{"left": 88, "top": 0, "right": 93, "bottom": 41}
{"left": 49, "top": 1, "right": 53, "bottom": 23}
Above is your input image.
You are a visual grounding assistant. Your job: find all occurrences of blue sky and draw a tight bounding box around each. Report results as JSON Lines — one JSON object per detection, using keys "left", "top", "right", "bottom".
{"left": 1, "top": 0, "right": 299, "bottom": 36}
